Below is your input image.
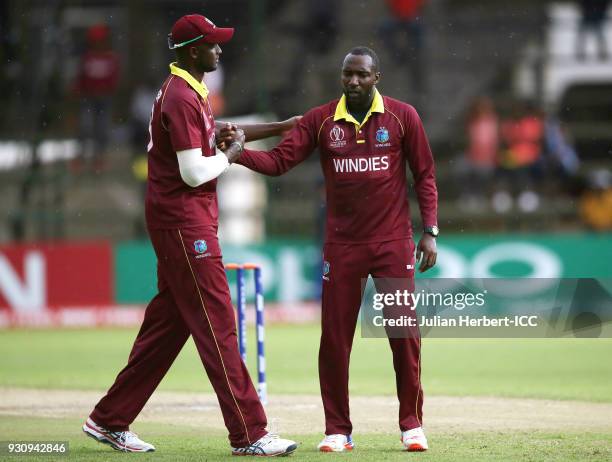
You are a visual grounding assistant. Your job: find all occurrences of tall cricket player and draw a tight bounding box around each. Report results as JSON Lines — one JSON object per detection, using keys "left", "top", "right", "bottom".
{"left": 223, "top": 46, "right": 438, "bottom": 452}
{"left": 82, "top": 14, "right": 298, "bottom": 457}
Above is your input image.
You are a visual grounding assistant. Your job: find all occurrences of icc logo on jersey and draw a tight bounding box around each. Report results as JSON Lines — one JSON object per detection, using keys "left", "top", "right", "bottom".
{"left": 330, "top": 126, "right": 345, "bottom": 142}
{"left": 194, "top": 240, "right": 207, "bottom": 254}
{"left": 376, "top": 127, "right": 389, "bottom": 143}
{"left": 329, "top": 125, "right": 346, "bottom": 148}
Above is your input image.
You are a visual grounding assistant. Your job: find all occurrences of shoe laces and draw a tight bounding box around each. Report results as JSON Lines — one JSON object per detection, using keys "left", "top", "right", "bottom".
{"left": 115, "top": 431, "right": 140, "bottom": 447}
{"left": 257, "top": 433, "right": 280, "bottom": 446}
{"left": 323, "top": 434, "right": 346, "bottom": 443}
{"left": 403, "top": 428, "right": 425, "bottom": 442}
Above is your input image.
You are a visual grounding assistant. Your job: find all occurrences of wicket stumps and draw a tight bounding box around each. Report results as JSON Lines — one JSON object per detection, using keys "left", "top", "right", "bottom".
{"left": 225, "top": 262, "right": 267, "bottom": 405}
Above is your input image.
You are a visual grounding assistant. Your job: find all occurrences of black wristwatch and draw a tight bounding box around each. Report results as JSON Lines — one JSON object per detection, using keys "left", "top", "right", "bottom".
{"left": 424, "top": 225, "right": 439, "bottom": 238}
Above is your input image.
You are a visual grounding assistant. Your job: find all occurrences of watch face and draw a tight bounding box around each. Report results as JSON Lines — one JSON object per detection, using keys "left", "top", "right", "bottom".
{"left": 427, "top": 225, "right": 439, "bottom": 237}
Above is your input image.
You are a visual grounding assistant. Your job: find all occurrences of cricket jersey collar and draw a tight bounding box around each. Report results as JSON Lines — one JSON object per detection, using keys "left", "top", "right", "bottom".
{"left": 334, "top": 88, "right": 384, "bottom": 127}
{"left": 169, "top": 62, "right": 209, "bottom": 100}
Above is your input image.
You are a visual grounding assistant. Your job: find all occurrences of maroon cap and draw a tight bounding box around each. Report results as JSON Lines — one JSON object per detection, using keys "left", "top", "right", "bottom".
{"left": 168, "top": 14, "right": 234, "bottom": 49}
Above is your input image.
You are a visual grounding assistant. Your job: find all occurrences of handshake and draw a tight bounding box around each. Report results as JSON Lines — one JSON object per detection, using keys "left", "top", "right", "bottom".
{"left": 215, "top": 116, "right": 302, "bottom": 164}
{"left": 217, "top": 123, "right": 245, "bottom": 163}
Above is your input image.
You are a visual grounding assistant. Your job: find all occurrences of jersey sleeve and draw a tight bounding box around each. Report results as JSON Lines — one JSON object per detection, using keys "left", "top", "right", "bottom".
{"left": 238, "top": 109, "right": 319, "bottom": 176}
{"left": 163, "top": 94, "right": 203, "bottom": 152}
{"left": 403, "top": 105, "right": 438, "bottom": 227}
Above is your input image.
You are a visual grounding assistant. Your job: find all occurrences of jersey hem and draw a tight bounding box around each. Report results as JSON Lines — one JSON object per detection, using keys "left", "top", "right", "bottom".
{"left": 324, "top": 233, "right": 413, "bottom": 245}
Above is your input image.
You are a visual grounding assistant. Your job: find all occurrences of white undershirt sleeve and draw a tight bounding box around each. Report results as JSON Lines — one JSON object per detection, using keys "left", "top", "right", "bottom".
{"left": 177, "top": 147, "right": 230, "bottom": 187}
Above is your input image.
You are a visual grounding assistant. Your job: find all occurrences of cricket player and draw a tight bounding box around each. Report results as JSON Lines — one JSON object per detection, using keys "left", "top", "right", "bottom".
{"left": 224, "top": 46, "right": 438, "bottom": 452}
{"left": 82, "top": 14, "right": 298, "bottom": 456}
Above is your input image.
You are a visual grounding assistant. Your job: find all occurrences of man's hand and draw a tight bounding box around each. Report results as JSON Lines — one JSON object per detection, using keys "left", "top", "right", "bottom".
{"left": 217, "top": 122, "right": 238, "bottom": 151}
{"left": 416, "top": 234, "right": 437, "bottom": 273}
{"left": 221, "top": 126, "right": 245, "bottom": 164}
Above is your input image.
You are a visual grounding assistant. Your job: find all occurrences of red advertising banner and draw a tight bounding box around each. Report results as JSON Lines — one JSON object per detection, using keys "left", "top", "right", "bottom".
{"left": 0, "top": 241, "right": 113, "bottom": 311}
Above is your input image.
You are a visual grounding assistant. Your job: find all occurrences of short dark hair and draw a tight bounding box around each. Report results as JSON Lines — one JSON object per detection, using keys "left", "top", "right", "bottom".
{"left": 346, "top": 46, "right": 380, "bottom": 72}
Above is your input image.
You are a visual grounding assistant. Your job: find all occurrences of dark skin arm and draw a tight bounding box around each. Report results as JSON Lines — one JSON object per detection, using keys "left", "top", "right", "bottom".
{"left": 215, "top": 116, "right": 302, "bottom": 148}
{"left": 416, "top": 234, "right": 437, "bottom": 273}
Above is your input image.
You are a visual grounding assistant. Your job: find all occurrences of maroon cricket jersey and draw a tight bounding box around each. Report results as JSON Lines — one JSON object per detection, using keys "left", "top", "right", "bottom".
{"left": 239, "top": 90, "right": 438, "bottom": 243}
{"left": 145, "top": 64, "right": 218, "bottom": 230}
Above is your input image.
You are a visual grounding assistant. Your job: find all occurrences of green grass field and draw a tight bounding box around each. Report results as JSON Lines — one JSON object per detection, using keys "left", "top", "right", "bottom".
{"left": 1, "top": 325, "right": 611, "bottom": 461}
{"left": 1, "top": 416, "right": 610, "bottom": 462}
{"left": 1, "top": 326, "right": 611, "bottom": 401}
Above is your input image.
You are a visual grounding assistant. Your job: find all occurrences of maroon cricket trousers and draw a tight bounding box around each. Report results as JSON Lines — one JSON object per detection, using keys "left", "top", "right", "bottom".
{"left": 90, "top": 226, "right": 267, "bottom": 447}
{"left": 320, "top": 238, "right": 423, "bottom": 435}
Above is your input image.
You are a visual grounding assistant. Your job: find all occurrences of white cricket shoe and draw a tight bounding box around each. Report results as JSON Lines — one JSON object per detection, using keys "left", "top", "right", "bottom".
{"left": 231, "top": 433, "right": 298, "bottom": 456}
{"left": 82, "top": 417, "right": 155, "bottom": 452}
{"left": 401, "top": 427, "right": 428, "bottom": 452}
{"left": 317, "top": 434, "right": 354, "bottom": 452}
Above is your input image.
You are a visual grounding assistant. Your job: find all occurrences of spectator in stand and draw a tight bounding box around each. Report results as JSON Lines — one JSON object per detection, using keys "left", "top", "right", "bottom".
{"left": 73, "top": 24, "right": 120, "bottom": 173}
{"left": 495, "top": 101, "right": 545, "bottom": 213}
{"left": 576, "top": 0, "right": 611, "bottom": 60}
{"left": 379, "top": 0, "right": 427, "bottom": 107}
{"left": 459, "top": 96, "right": 499, "bottom": 211}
